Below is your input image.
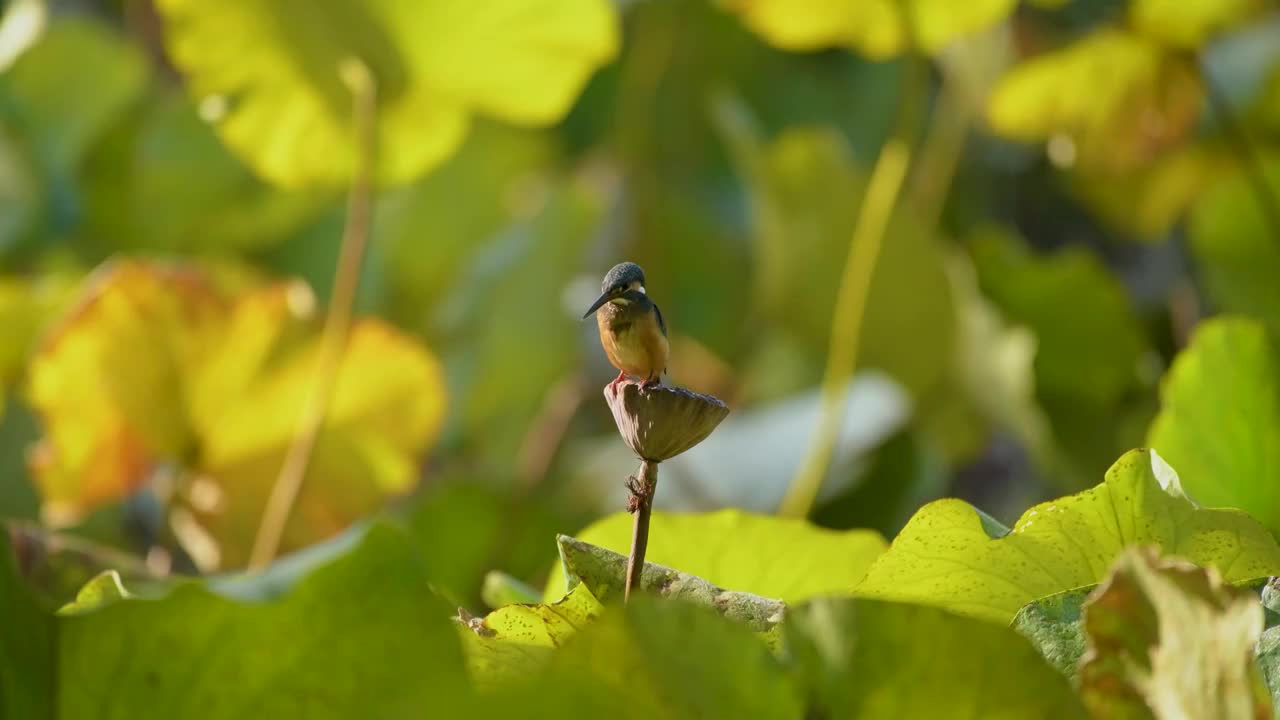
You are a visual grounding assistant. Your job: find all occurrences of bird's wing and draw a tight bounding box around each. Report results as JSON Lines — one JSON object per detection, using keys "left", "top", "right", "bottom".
{"left": 652, "top": 302, "right": 667, "bottom": 336}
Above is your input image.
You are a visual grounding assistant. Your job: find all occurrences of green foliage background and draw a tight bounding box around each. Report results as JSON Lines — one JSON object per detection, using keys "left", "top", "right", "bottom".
{"left": 2, "top": 0, "right": 1280, "bottom": 716}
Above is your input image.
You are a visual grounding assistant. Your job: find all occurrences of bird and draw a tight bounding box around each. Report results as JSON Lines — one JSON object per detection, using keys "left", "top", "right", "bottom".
{"left": 582, "top": 262, "right": 669, "bottom": 392}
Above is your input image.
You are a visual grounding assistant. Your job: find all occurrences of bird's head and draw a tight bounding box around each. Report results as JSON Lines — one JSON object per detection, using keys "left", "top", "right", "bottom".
{"left": 583, "top": 262, "right": 646, "bottom": 318}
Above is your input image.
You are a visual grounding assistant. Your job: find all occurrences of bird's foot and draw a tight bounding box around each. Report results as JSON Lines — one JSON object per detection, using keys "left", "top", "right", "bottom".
{"left": 608, "top": 372, "right": 628, "bottom": 393}
{"left": 640, "top": 377, "right": 661, "bottom": 390}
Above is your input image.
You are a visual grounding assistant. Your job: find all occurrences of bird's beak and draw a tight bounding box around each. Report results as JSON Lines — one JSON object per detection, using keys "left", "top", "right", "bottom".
{"left": 582, "top": 291, "right": 612, "bottom": 319}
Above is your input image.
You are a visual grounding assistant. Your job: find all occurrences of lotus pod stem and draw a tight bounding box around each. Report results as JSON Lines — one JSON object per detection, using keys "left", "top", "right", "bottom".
{"left": 603, "top": 382, "right": 728, "bottom": 602}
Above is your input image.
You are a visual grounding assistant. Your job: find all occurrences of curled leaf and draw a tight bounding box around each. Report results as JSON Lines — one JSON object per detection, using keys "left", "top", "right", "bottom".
{"left": 556, "top": 534, "right": 786, "bottom": 638}
{"left": 544, "top": 509, "right": 887, "bottom": 604}
{"left": 854, "top": 449, "right": 1280, "bottom": 623}
{"left": 1079, "top": 547, "right": 1271, "bottom": 719}
{"left": 56, "top": 570, "right": 131, "bottom": 615}
{"left": 456, "top": 582, "right": 603, "bottom": 690}
{"left": 1012, "top": 589, "right": 1090, "bottom": 678}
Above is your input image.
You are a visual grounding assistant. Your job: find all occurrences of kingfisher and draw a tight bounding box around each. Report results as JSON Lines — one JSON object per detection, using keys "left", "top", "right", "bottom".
{"left": 583, "top": 262, "right": 669, "bottom": 391}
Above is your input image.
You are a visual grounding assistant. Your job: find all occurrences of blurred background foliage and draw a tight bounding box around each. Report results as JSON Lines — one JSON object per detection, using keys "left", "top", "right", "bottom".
{"left": 0, "top": 0, "right": 1277, "bottom": 614}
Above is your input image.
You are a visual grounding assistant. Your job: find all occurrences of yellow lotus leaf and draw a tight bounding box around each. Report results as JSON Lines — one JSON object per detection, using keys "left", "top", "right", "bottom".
{"left": 27, "top": 261, "right": 447, "bottom": 567}
{"left": 0, "top": 271, "right": 80, "bottom": 384}
{"left": 721, "top": 0, "right": 1016, "bottom": 59}
{"left": 28, "top": 262, "right": 224, "bottom": 524}
{"left": 154, "top": 0, "right": 618, "bottom": 188}
{"left": 189, "top": 299, "right": 447, "bottom": 565}
{"left": 1130, "top": 0, "right": 1265, "bottom": 49}
{"left": 987, "top": 28, "right": 1202, "bottom": 172}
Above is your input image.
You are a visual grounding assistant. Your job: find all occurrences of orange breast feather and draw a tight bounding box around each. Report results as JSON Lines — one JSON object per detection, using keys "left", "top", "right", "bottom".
{"left": 598, "top": 307, "right": 667, "bottom": 382}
